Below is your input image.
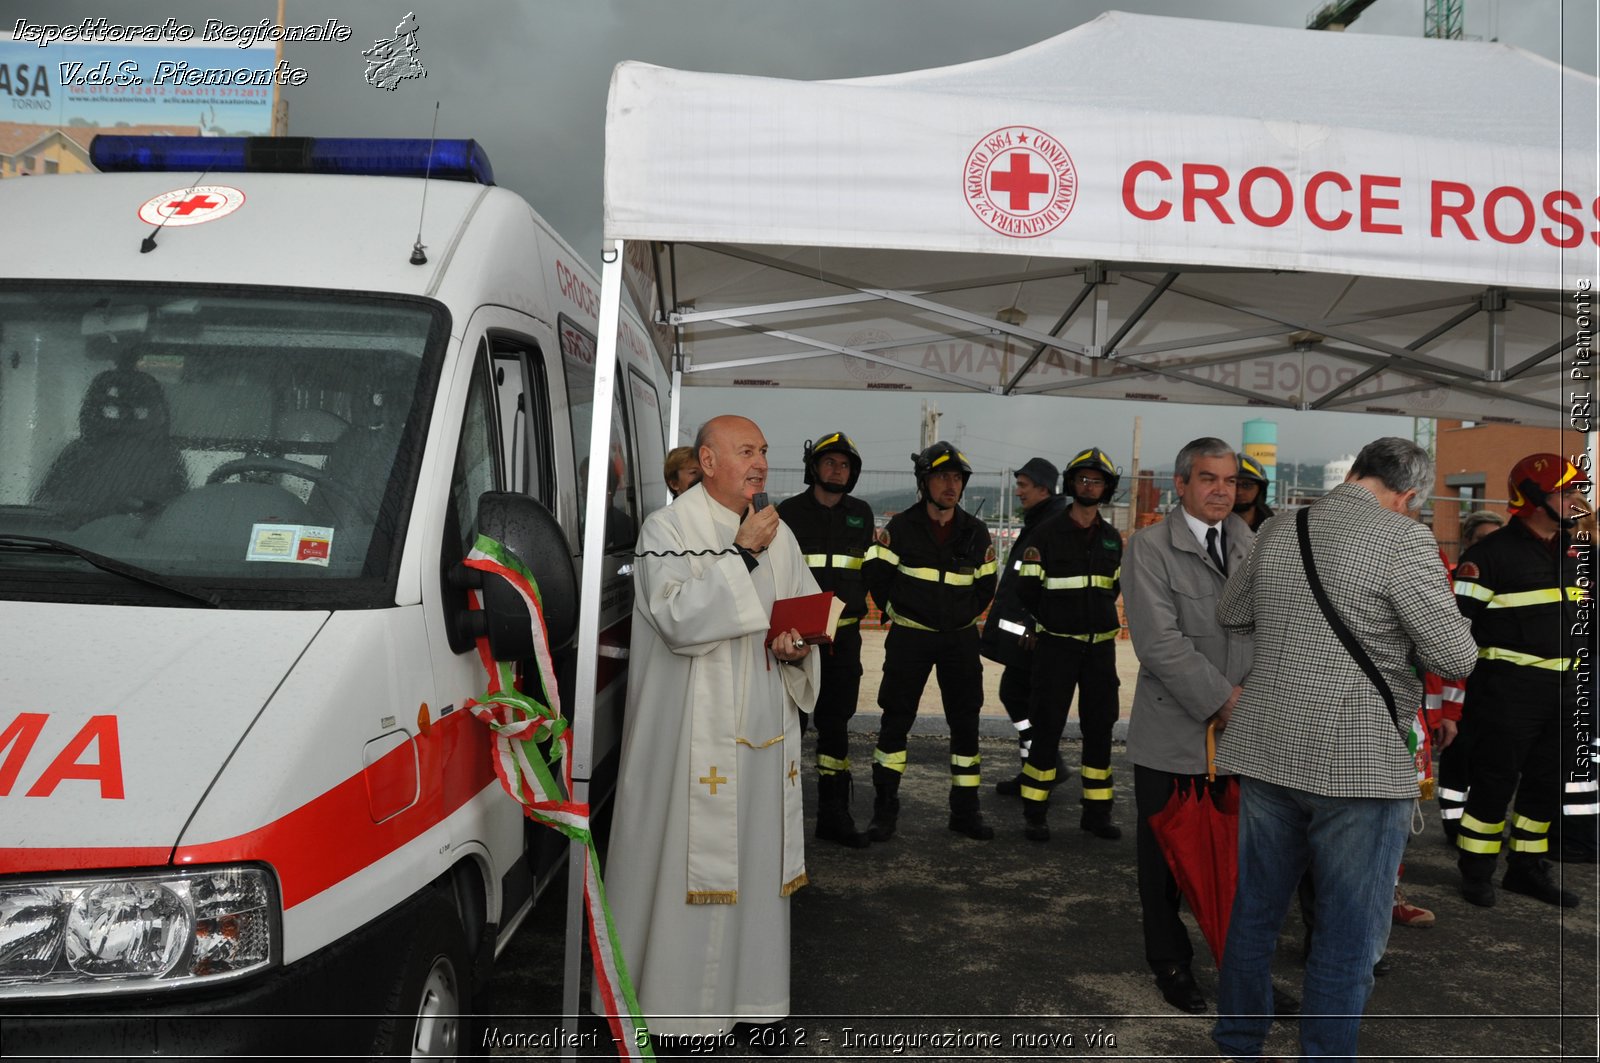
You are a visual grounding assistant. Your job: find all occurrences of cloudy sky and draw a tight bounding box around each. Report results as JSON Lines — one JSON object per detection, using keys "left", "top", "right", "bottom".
{"left": 17, "top": 0, "right": 1597, "bottom": 474}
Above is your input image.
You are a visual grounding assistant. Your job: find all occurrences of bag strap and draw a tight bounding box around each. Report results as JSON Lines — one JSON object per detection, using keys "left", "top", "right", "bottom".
{"left": 1296, "top": 506, "right": 1403, "bottom": 736}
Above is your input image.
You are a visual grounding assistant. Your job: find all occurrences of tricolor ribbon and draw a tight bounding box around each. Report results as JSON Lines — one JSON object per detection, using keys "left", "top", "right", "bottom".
{"left": 460, "top": 534, "right": 652, "bottom": 1060}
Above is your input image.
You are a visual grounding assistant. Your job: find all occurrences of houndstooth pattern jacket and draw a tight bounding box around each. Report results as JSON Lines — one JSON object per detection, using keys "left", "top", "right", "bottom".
{"left": 1214, "top": 482, "right": 1477, "bottom": 798}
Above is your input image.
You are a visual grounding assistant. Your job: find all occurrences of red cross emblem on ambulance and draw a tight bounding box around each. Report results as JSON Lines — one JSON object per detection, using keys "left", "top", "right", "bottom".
{"left": 963, "top": 126, "right": 1078, "bottom": 238}
{"left": 138, "top": 185, "right": 247, "bottom": 227}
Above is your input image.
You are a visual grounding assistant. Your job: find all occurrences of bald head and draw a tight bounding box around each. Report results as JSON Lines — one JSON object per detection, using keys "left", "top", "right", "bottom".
{"left": 696, "top": 415, "right": 769, "bottom": 512}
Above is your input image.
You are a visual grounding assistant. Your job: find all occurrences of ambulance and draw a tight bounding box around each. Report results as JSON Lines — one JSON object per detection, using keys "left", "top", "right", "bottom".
{"left": 0, "top": 136, "right": 668, "bottom": 1055}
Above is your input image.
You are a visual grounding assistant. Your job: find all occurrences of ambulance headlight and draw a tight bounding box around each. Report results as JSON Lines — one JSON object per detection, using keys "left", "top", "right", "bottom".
{"left": 0, "top": 867, "right": 277, "bottom": 998}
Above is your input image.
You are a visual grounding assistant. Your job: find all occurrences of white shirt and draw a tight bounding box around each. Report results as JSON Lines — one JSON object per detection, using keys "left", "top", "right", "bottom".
{"left": 1180, "top": 506, "right": 1226, "bottom": 555}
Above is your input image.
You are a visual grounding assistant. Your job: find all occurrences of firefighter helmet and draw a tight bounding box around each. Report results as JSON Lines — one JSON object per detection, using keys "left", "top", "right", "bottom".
{"left": 912, "top": 441, "right": 972, "bottom": 502}
{"left": 802, "top": 430, "right": 862, "bottom": 493}
{"left": 1508, "top": 453, "right": 1589, "bottom": 526}
{"left": 1063, "top": 446, "right": 1119, "bottom": 501}
{"left": 1237, "top": 453, "right": 1270, "bottom": 487}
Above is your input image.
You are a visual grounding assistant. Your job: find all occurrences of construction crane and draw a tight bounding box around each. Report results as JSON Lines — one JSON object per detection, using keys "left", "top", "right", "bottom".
{"left": 1306, "top": 0, "right": 1381, "bottom": 31}
{"left": 1308, "top": 0, "right": 1466, "bottom": 39}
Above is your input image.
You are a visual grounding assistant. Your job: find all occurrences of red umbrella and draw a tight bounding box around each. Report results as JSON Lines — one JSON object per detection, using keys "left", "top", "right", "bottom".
{"left": 1146, "top": 722, "right": 1239, "bottom": 968}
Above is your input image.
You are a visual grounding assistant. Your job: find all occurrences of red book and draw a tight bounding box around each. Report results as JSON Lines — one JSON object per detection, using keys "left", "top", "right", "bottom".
{"left": 767, "top": 591, "right": 845, "bottom": 646}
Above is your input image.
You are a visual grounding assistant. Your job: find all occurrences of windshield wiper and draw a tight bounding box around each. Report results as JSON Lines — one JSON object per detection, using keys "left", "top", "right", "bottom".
{"left": 0, "top": 534, "right": 222, "bottom": 607}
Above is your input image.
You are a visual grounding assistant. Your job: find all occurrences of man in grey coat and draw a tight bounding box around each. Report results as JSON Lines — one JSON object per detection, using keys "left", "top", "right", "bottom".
{"left": 1210, "top": 437, "right": 1476, "bottom": 1063}
{"left": 1122, "top": 437, "right": 1255, "bottom": 1015}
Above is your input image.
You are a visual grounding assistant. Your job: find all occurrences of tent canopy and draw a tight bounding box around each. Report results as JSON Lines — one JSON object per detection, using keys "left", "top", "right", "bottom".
{"left": 602, "top": 10, "right": 1596, "bottom": 425}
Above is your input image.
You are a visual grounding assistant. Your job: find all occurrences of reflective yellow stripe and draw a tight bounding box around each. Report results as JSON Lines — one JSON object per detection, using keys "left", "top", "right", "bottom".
{"left": 865, "top": 544, "right": 900, "bottom": 565}
{"left": 1454, "top": 580, "right": 1494, "bottom": 603}
{"left": 1487, "top": 586, "right": 1585, "bottom": 609}
{"left": 1038, "top": 626, "right": 1121, "bottom": 643}
{"left": 1022, "top": 762, "right": 1056, "bottom": 782}
{"left": 803, "top": 553, "right": 864, "bottom": 571}
{"left": 950, "top": 753, "right": 981, "bottom": 768}
{"left": 940, "top": 571, "right": 976, "bottom": 586}
{"left": 818, "top": 754, "right": 851, "bottom": 773}
{"left": 832, "top": 554, "right": 864, "bottom": 570}
{"left": 974, "top": 560, "right": 997, "bottom": 579}
{"left": 1479, "top": 647, "right": 1575, "bottom": 670}
{"left": 1512, "top": 813, "right": 1551, "bottom": 833}
{"left": 1081, "top": 765, "right": 1112, "bottom": 780}
{"left": 1020, "top": 785, "right": 1051, "bottom": 801}
{"left": 885, "top": 604, "right": 936, "bottom": 631}
{"left": 1460, "top": 813, "right": 1505, "bottom": 835}
{"left": 1042, "top": 574, "right": 1117, "bottom": 590}
{"left": 874, "top": 748, "right": 907, "bottom": 771}
{"left": 802, "top": 553, "right": 828, "bottom": 567}
{"left": 898, "top": 564, "right": 942, "bottom": 582}
{"left": 1019, "top": 562, "right": 1044, "bottom": 579}
{"left": 1509, "top": 837, "right": 1550, "bottom": 852}
{"left": 1456, "top": 835, "right": 1502, "bottom": 854}
{"left": 1082, "top": 787, "right": 1114, "bottom": 801}
{"left": 835, "top": 615, "right": 859, "bottom": 627}
{"left": 930, "top": 453, "right": 950, "bottom": 467}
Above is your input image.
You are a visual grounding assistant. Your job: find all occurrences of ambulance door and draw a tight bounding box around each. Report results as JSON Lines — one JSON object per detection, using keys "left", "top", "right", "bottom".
{"left": 421, "top": 309, "right": 562, "bottom": 933}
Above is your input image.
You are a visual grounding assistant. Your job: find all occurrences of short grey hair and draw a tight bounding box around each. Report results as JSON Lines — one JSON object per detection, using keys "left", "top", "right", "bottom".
{"left": 1174, "top": 437, "right": 1236, "bottom": 481}
{"left": 1461, "top": 510, "right": 1505, "bottom": 538}
{"left": 1351, "top": 436, "right": 1434, "bottom": 510}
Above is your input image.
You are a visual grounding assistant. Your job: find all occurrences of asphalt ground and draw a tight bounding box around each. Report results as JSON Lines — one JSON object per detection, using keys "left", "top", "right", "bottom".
{"left": 480, "top": 723, "right": 1600, "bottom": 1061}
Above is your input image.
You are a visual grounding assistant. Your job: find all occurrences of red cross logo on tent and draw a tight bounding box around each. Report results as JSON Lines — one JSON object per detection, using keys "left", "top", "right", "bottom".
{"left": 137, "top": 185, "right": 247, "bottom": 227}
{"left": 963, "top": 126, "right": 1077, "bottom": 239}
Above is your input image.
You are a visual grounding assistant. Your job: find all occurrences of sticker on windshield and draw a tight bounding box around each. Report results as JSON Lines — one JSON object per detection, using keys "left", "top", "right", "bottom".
{"left": 247, "top": 524, "right": 334, "bottom": 567}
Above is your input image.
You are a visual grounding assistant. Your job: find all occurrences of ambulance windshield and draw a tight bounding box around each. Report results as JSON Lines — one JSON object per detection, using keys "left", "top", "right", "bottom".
{"left": 0, "top": 283, "right": 445, "bottom": 607}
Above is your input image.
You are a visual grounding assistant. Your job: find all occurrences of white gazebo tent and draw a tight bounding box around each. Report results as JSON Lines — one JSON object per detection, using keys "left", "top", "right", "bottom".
{"left": 566, "top": 10, "right": 1597, "bottom": 1014}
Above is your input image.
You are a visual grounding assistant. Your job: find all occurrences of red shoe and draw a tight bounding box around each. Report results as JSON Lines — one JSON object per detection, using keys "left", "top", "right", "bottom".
{"left": 1392, "top": 885, "right": 1435, "bottom": 927}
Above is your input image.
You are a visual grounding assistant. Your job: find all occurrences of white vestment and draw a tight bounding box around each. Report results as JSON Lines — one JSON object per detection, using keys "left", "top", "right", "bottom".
{"left": 601, "top": 484, "right": 820, "bottom": 1036}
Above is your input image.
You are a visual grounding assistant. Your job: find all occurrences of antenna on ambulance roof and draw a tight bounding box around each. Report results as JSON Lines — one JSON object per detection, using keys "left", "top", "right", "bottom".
{"left": 409, "top": 102, "right": 440, "bottom": 266}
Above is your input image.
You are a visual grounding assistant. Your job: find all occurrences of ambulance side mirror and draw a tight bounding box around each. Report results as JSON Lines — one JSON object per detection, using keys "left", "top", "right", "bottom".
{"left": 451, "top": 492, "right": 578, "bottom": 660}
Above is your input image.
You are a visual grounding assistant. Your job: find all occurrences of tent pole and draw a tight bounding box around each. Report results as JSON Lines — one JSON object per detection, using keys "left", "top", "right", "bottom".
{"left": 563, "top": 239, "right": 628, "bottom": 1046}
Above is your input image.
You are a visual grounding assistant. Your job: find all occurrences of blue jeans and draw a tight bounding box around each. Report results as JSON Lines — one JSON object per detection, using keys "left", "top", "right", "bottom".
{"left": 1212, "top": 777, "right": 1410, "bottom": 1063}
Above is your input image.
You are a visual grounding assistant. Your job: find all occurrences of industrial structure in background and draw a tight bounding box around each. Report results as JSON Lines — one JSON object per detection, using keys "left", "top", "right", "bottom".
{"left": 1307, "top": 0, "right": 1466, "bottom": 40}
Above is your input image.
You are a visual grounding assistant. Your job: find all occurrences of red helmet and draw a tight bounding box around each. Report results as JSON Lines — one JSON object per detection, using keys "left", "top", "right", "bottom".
{"left": 1508, "top": 453, "right": 1589, "bottom": 524}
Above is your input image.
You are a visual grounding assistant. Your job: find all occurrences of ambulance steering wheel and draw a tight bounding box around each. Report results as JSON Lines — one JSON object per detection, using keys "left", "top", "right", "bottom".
{"left": 204, "top": 456, "right": 368, "bottom": 527}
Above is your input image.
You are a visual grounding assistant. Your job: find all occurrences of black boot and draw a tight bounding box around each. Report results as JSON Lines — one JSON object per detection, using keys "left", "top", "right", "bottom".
{"left": 1022, "top": 799, "right": 1050, "bottom": 842}
{"left": 867, "top": 764, "right": 901, "bottom": 843}
{"left": 1458, "top": 853, "right": 1498, "bottom": 907}
{"left": 948, "top": 786, "right": 994, "bottom": 841}
{"left": 1079, "top": 803, "right": 1122, "bottom": 840}
{"left": 995, "top": 774, "right": 1023, "bottom": 797}
{"left": 815, "top": 773, "right": 870, "bottom": 849}
{"left": 1504, "top": 855, "right": 1579, "bottom": 907}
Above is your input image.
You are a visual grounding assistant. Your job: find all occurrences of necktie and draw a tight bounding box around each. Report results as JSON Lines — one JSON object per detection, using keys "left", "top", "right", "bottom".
{"left": 1206, "top": 527, "right": 1227, "bottom": 574}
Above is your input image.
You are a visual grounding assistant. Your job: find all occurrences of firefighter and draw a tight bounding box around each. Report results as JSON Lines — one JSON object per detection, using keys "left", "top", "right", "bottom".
{"left": 1014, "top": 447, "right": 1124, "bottom": 842}
{"left": 1233, "top": 452, "right": 1275, "bottom": 530}
{"left": 777, "top": 430, "right": 875, "bottom": 849}
{"left": 1453, "top": 453, "right": 1591, "bottom": 908}
{"left": 981, "top": 457, "right": 1068, "bottom": 793}
{"left": 864, "top": 441, "right": 998, "bottom": 841}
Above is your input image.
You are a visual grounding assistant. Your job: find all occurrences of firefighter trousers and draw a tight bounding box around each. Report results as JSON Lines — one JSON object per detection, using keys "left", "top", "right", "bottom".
{"left": 1457, "top": 676, "right": 1564, "bottom": 861}
{"left": 814, "top": 624, "right": 863, "bottom": 773}
{"left": 874, "top": 625, "right": 984, "bottom": 788}
{"left": 1026, "top": 635, "right": 1119, "bottom": 807}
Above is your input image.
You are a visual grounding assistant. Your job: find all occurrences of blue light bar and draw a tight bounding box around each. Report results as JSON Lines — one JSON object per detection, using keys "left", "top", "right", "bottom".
{"left": 88, "top": 136, "right": 496, "bottom": 185}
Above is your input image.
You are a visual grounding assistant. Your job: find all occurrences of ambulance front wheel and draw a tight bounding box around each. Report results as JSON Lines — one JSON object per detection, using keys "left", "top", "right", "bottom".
{"left": 373, "top": 889, "right": 481, "bottom": 1061}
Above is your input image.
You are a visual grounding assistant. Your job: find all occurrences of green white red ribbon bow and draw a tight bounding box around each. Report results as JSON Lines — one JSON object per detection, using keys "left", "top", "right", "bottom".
{"left": 460, "top": 534, "right": 652, "bottom": 1060}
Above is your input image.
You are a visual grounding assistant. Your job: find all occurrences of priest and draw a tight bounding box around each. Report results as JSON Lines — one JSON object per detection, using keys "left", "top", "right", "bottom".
{"left": 601, "top": 414, "right": 821, "bottom": 1044}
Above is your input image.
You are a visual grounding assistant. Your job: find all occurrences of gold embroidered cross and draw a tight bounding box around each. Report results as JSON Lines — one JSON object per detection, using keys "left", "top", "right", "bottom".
{"left": 699, "top": 766, "right": 728, "bottom": 795}
{"left": 787, "top": 761, "right": 799, "bottom": 786}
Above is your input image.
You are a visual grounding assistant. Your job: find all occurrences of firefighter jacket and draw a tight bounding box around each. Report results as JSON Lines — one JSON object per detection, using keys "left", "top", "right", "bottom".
{"left": 980, "top": 494, "right": 1069, "bottom": 668}
{"left": 1015, "top": 509, "right": 1123, "bottom": 641}
{"left": 1454, "top": 517, "right": 1587, "bottom": 683}
{"left": 776, "top": 489, "right": 875, "bottom": 622}
{"left": 865, "top": 503, "right": 997, "bottom": 632}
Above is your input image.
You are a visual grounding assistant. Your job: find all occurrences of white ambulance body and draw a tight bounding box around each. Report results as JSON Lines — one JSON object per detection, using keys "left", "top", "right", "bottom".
{"left": 0, "top": 137, "right": 666, "bottom": 1055}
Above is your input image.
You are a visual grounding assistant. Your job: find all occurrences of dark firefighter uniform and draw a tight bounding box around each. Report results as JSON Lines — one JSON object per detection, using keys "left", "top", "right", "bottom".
{"left": 980, "top": 480, "right": 1068, "bottom": 782}
{"left": 864, "top": 448, "right": 997, "bottom": 841}
{"left": 777, "top": 431, "right": 876, "bottom": 849}
{"left": 1453, "top": 457, "right": 1591, "bottom": 907}
{"left": 1015, "top": 505, "right": 1123, "bottom": 837}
